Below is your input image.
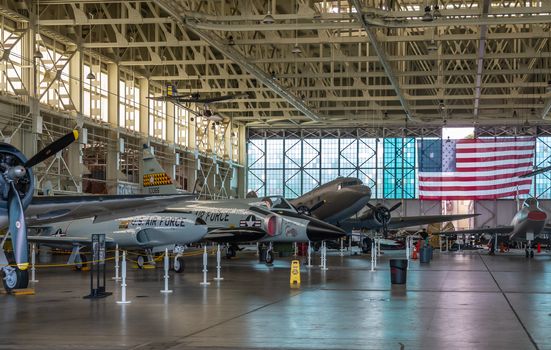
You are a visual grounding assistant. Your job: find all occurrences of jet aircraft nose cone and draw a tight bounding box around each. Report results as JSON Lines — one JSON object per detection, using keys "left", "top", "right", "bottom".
{"left": 306, "top": 219, "right": 346, "bottom": 241}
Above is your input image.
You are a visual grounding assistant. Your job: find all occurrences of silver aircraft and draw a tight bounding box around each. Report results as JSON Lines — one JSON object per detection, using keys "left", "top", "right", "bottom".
{"left": 0, "top": 132, "right": 194, "bottom": 291}
{"left": 438, "top": 197, "right": 550, "bottom": 258}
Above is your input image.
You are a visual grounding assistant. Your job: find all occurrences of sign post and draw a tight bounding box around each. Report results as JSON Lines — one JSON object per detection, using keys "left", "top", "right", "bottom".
{"left": 84, "top": 234, "right": 111, "bottom": 299}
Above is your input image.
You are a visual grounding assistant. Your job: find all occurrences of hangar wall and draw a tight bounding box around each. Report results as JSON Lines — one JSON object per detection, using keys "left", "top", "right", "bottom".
{"left": 0, "top": 21, "right": 246, "bottom": 198}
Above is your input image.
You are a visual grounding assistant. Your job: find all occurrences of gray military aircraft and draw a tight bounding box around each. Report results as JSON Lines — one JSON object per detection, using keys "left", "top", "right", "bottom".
{"left": 28, "top": 214, "right": 208, "bottom": 275}
{"left": 142, "top": 146, "right": 345, "bottom": 263}
{"left": 438, "top": 197, "right": 550, "bottom": 258}
{"left": 0, "top": 131, "right": 195, "bottom": 290}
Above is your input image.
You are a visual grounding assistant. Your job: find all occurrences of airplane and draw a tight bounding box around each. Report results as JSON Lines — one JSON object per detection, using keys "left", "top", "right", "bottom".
{"left": 142, "top": 146, "right": 345, "bottom": 263}
{"left": 272, "top": 177, "right": 477, "bottom": 242}
{"left": 147, "top": 84, "right": 247, "bottom": 123}
{"left": 28, "top": 214, "right": 208, "bottom": 274}
{"left": 0, "top": 132, "right": 196, "bottom": 291}
{"left": 437, "top": 197, "right": 550, "bottom": 258}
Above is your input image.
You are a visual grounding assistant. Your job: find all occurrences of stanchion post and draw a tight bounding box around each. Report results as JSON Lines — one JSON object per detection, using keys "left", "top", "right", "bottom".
{"left": 30, "top": 243, "right": 38, "bottom": 283}
{"left": 161, "top": 248, "right": 173, "bottom": 293}
{"left": 321, "top": 241, "right": 328, "bottom": 271}
{"left": 339, "top": 238, "right": 344, "bottom": 257}
{"left": 116, "top": 251, "right": 131, "bottom": 304}
{"left": 214, "top": 244, "right": 223, "bottom": 281}
{"left": 370, "top": 240, "right": 375, "bottom": 272}
{"left": 200, "top": 245, "right": 210, "bottom": 285}
{"left": 112, "top": 244, "right": 121, "bottom": 281}
{"left": 307, "top": 241, "right": 312, "bottom": 267}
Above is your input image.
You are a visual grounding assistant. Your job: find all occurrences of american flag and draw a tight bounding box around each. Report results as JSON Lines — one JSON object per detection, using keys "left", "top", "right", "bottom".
{"left": 418, "top": 137, "right": 535, "bottom": 200}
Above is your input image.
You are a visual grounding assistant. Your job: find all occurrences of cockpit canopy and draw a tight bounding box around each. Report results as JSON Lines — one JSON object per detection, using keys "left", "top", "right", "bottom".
{"left": 523, "top": 197, "right": 539, "bottom": 208}
{"left": 255, "top": 196, "right": 297, "bottom": 212}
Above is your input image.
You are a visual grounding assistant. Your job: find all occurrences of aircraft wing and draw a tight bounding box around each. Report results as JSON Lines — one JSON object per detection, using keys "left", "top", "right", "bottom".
{"left": 436, "top": 226, "right": 513, "bottom": 236}
{"left": 25, "top": 193, "right": 195, "bottom": 226}
{"left": 387, "top": 213, "right": 479, "bottom": 230}
{"left": 204, "top": 227, "right": 266, "bottom": 243}
{"left": 339, "top": 213, "right": 478, "bottom": 231}
{"left": 25, "top": 235, "right": 115, "bottom": 245}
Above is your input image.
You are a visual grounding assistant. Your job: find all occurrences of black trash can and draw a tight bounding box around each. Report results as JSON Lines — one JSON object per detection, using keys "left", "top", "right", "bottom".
{"left": 258, "top": 247, "right": 267, "bottom": 262}
{"left": 419, "top": 247, "right": 431, "bottom": 263}
{"left": 390, "top": 259, "right": 408, "bottom": 284}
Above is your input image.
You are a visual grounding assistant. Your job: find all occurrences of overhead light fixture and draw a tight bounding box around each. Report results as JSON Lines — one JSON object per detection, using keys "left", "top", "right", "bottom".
{"left": 427, "top": 40, "right": 438, "bottom": 52}
{"left": 262, "top": 11, "right": 275, "bottom": 24}
{"left": 227, "top": 35, "right": 235, "bottom": 46}
{"left": 432, "top": 5, "right": 441, "bottom": 19}
{"left": 34, "top": 49, "right": 43, "bottom": 59}
{"left": 86, "top": 71, "right": 96, "bottom": 80}
{"left": 547, "top": 80, "right": 551, "bottom": 93}
{"left": 291, "top": 44, "right": 302, "bottom": 54}
{"left": 422, "top": 6, "right": 433, "bottom": 22}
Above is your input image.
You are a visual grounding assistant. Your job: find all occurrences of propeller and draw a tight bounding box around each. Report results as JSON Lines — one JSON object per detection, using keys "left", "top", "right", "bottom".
{"left": 365, "top": 202, "right": 402, "bottom": 237}
{"left": 2, "top": 129, "right": 78, "bottom": 270}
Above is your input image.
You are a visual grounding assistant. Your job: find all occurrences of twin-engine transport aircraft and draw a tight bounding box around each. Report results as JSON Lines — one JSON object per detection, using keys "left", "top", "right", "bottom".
{"left": 0, "top": 132, "right": 195, "bottom": 290}
{"left": 284, "top": 177, "right": 477, "bottom": 238}
{"left": 438, "top": 197, "right": 550, "bottom": 258}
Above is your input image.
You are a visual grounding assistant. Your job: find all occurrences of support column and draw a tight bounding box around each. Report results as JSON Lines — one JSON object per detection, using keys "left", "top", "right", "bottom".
{"left": 139, "top": 77, "right": 149, "bottom": 135}
{"left": 237, "top": 124, "right": 246, "bottom": 198}
{"left": 107, "top": 63, "right": 119, "bottom": 126}
{"left": 69, "top": 51, "right": 82, "bottom": 114}
{"left": 166, "top": 103, "right": 175, "bottom": 144}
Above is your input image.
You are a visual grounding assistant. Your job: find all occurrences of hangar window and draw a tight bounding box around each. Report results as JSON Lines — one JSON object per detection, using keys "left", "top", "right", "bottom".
{"left": 119, "top": 78, "right": 140, "bottom": 132}
{"left": 175, "top": 105, "right": 189, "bottom": 146}
{"left": 38, "top": 44, "right": 72, "bottom": 112}
{"left": 0, "top": 28, "right": 23, "bottom": 96}
{"left": 535, "top": 137, "right": 551, "bottom": 199}
{"left": 148, "top": 92, "right": 167, "bottom": 140}
{"left": 83, "top": 63, "right": 108, "bottom": 122}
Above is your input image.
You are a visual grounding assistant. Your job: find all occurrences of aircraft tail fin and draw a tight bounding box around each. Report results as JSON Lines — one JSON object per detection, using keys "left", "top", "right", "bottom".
{"left": 167, "top": 84, "right": 177, "bottom": 97}
{"left": 142, "top": 145, "right": 178, "bottom": 195}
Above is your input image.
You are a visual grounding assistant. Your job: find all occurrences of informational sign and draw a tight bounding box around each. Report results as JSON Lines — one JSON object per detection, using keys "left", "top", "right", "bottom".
{"left": 84, "top": 234, "right": 111, "bottom": 299}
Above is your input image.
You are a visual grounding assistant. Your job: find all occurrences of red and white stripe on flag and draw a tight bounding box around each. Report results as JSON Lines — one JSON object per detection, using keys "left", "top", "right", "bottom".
{"left": 419, "top": 137, "right": 535, "bottom": 200}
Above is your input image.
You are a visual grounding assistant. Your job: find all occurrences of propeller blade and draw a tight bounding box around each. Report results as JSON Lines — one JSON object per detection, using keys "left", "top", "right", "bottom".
{"left": 519, "top": 165, "right": 551, "bottom": 178}
{"left": 25, "top": 130, "right": 79, "bottom": 168}
{"left": 7, "top": 182, "right": 28, "bottom": 270}
{"left": 366, "top": 203, "right": 377, "bottom": 210}
{"left": 309, "top": 200, "right": 326, "bottom": 213}
{"left": 389, "top": 202, "right": 402, "bottom": 212}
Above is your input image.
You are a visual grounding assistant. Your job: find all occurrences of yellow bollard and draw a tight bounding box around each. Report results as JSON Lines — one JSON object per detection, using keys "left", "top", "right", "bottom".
{"left": 290, "top": 260, "right": 301, "bottom": 287}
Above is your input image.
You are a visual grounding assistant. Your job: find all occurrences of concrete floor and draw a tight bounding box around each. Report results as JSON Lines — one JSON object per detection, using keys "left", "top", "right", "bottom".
{"left": 0, "top": 248, "right": 550, "bottom": 350}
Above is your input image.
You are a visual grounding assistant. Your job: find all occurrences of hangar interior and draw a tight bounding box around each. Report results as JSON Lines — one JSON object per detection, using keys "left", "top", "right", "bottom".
{"left": 1, "top": 0, "right": 551, "bottom": 349}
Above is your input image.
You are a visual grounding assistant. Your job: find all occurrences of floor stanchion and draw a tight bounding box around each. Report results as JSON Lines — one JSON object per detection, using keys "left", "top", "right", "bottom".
{"left": 161, "top": 248, "right": 173, "bottom": 294}
{"left": 200, "top": 245, "right": 210, "bottom": 286}
{"left": 116, "top": 251, "right": 131, "bottom": 304}
{"left": 214, "top": 244, "right": 224, "bottom": 281}
{"left": 112, "top": 244, "right": 121, "bottom": 281}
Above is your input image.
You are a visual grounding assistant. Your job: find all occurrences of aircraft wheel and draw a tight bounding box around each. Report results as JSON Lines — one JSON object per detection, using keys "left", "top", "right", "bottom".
{"left": 226, "top": 246, "right": 236, "bottom": 259}
{"left": 525, "top": 250, "right": 530, "bottom": 258}
{"left": 530, "top": 250, "right": 535, "bottom": 258}
{"left": 361, "top": 238, "right": 372, "bottom": 254}
{"left": 2, "top": 267, "right": 29, "bottom": 292}
{"left": 265, "top": 250, "right": 274, "bottom": 265}
{"left": 137, "top": 255, "right": 146, "bottom": 269}
{"left": 74, "top": 254, "right": 87, "bottom": 271}
{"left": 173, "top": 256, "right": 185, "bottom": 273}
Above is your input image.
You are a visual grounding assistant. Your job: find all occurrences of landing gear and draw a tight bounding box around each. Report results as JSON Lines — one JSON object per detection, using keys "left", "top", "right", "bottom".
{"left": 2, "top": 266, "right": 29, "bottom": 292}
{"left": 361, "top": 237, "right": 372, "bottom": 254}
{"left": 265, "top": 243, "right": 274, "bottom": 265}
{"left": 226, "top": 244, "right": 237, "bottom": 259}
{"left": 136, "top": 255, "right": 146, "bottom": 269}
{"left": 173, "top": 256, "right": 185, "bottom": 273}
{"left": 74, "top": 254, "right": 87, "bottom": 271}
{"left": 525, "top": 240, "right": 535, "bottom": 258}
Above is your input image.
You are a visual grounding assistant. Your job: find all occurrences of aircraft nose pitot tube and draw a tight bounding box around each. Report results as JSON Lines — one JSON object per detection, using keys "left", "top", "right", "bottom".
{"left": 306, "top": 218, "right": 346, "bottom": 241}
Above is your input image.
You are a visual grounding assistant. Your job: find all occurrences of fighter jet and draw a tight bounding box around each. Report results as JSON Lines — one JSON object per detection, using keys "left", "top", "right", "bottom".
{"left": 142, "top": 146, "right": 345, "bottom": 263}
{"left": 0, "top": 131, "right": 195, "bottom": 290}
{"left": 28, "top": 214, "right": 207, "bottom": 274}
{"left": 437, "top": 197, "right": 550, "bottom": 258}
